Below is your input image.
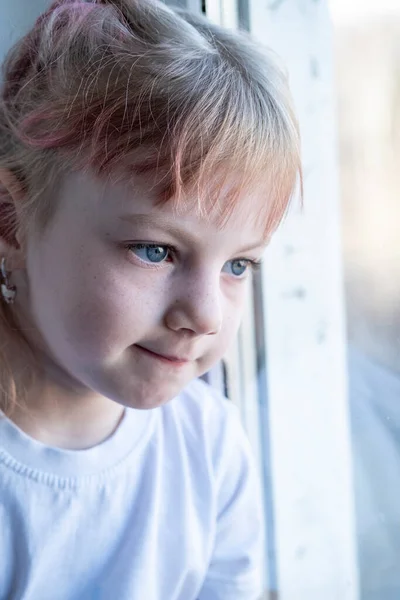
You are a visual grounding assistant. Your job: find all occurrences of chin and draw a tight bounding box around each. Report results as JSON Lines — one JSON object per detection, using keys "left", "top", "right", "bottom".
{"left": 90, "top": 357, "right": 197, "bottom": 410}
{"left": 110, "top": 380, "right": 185, "bottom": 411}
{"left": 126, "top": 392, "right": 177, "bottom": 410}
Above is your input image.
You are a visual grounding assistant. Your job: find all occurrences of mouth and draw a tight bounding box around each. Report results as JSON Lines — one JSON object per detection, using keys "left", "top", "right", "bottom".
{"left": 134, "top": 345, "right": 191, "bottom": 367}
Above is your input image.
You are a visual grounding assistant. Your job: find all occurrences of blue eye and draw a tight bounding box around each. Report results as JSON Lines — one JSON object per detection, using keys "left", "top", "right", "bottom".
{"left": 223, "top": 259, "right": 250, "bottom": 277}
{"left": 129, "top": 244, "right": 170, "bottom": 263}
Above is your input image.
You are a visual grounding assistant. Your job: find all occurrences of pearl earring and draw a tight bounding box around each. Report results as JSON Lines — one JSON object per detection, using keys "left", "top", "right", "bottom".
{"left": 0, "top": 257, "right": 16, "bottom": 305}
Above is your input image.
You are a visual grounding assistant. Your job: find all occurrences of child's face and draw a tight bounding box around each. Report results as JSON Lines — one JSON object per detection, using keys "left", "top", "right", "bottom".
{"left": 17, "top": 170, "right": 267, "bottom": 409}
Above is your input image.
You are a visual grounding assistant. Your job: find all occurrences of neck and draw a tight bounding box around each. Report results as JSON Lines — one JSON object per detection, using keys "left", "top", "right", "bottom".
{"left": 6, "top": 352, "right": 124, "bottom": 450}
{"left": 10, "top": 382, "right": 125, "bottom": 450}
{"left": 1, "top": 308, "right": 125, "bottom": 450}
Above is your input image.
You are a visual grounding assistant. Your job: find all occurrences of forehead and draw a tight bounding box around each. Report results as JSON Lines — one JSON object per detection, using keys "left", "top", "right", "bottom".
{"left": 58, "top": 169, "right": 273, "bottom": 242}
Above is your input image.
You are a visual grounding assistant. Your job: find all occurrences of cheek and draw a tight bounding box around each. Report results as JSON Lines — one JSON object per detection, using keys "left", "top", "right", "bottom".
{"left": 28, "top": 246, "right": 163, "bottom": 361}
{"left": 63, "top": 292, "right": 130, "bottom": 356}
{"left": 60, "top": 274, "right": 160, "bottom": 358}
{"left": 224, "top": 284, "right": 247, "bottom": 329}
{"left": 205, "top": 295, "right": 245, "bottom": 363}
{"left": 221, "top": 310, "right": 243, "bottom": 347}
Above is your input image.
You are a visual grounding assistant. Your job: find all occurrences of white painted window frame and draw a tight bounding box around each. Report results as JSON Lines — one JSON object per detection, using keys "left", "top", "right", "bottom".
{"left": 205, "top": 0, "right": 361, "bottom": 598}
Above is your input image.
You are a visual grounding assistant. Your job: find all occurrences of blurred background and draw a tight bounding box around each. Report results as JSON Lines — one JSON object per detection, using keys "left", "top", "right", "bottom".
{"left": 332, "top": 0, "right": 400, "bottom": 598}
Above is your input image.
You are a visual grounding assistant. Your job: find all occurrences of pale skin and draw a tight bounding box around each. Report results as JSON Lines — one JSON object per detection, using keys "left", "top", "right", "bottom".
{"left": 0, "top": 168, "right": 268, "bottom": 449}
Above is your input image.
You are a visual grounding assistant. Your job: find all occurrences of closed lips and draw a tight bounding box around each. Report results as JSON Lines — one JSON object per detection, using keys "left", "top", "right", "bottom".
{"left": 135, "top": 345, "right": 191, "bottom": 363}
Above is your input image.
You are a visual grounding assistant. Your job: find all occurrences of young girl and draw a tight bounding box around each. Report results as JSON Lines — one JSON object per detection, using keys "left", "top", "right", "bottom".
{"left": 0, "top": 1, "right": 300, "bottom": 598}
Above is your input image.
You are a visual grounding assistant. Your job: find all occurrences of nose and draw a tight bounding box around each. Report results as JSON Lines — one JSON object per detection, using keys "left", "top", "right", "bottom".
{"left": 164, "top": 271, "right": 223, "bottom": 337}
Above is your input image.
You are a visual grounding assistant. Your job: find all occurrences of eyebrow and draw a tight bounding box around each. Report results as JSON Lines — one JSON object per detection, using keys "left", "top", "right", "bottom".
{"left": 118, "top": 213, "right": 266, "bottom": 254}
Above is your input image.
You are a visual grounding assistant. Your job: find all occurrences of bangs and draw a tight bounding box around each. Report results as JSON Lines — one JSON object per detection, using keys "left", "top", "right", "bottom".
{"left": 19, "top": 51, "right": 300, "bottom": 238}
{"left": 5, "top": 0, "right": 301, "bottom": 235}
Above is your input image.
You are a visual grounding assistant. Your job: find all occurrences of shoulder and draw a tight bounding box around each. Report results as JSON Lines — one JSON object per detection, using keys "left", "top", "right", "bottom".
{"left": 160, "top": 379, "right": 256, "bottom": 488}
{"left": 170, "top": 377, "right": 237, "bottom": 424}
{"left": 168, "top": 383, "right": 265, "bottom": 598}
{"left": 163, "top": 379, "right": 242, "bottom": 456}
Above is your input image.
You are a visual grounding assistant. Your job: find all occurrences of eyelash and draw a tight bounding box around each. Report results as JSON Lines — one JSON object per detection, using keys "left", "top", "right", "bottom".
{"left": 125, "top": 243, "right": 175, "bottom": 264}
{"left": 125, "top": 243, "right": 262, "bottom": 277}
{"left": 246, "top": 260, "right": 262, "bottom": 273}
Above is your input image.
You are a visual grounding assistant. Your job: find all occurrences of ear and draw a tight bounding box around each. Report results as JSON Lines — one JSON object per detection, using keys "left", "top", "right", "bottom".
{"left": 0, "top": 168, "right": 27, "bottom": 270}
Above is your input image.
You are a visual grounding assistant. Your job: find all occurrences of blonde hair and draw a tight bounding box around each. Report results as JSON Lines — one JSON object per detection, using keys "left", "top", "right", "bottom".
{"left": 0, "top": 0, "right": 301, "bottom": 414}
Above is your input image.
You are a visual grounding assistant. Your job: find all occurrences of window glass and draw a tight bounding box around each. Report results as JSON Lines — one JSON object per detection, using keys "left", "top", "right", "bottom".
{"left": 331, "top": 1, "right": 400, "bottom": 598}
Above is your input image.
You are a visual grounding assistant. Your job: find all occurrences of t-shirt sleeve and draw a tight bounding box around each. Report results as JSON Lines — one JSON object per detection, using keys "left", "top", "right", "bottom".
{"left": 197, "top": 403, "right": 265, "bottom": 600}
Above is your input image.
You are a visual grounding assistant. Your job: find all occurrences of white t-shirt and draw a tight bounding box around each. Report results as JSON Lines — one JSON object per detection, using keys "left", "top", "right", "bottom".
{"left": 0, "top": 379, "right": 264, "bottom": 600}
